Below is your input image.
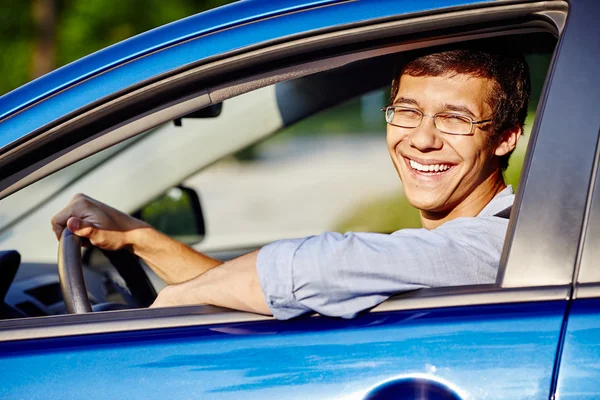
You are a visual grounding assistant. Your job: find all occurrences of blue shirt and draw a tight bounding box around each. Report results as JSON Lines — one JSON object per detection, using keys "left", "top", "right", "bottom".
{"left": 257, "top": 186, "right": 515, "bottom": 319}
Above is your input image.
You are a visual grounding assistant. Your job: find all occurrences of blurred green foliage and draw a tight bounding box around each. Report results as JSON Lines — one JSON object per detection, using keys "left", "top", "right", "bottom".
{"left": 0, "top": 0, "right": 234, "bottom": 95}
{"left": 0, "top": 3, "right": 33, "bottom": 95}
{"left": 334, "top": 191, "right": 422, "bottom": 233}
{"left": 140, "top": 187, "right": 202, "bottom": 243}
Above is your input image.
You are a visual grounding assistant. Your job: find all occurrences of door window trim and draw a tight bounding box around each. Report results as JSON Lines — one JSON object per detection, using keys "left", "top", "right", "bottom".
{"left": 0, "top": 284, "right": 570, "bottom": 343}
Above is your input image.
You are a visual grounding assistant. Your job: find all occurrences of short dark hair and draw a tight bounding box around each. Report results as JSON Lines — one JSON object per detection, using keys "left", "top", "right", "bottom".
{"left": 390, "top": 41, "right": 531, "bottom": 170}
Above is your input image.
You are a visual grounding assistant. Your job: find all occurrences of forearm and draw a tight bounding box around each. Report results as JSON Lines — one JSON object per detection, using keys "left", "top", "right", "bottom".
{"left": 128, "top": 227, "right": 222, "bottom": 284}
{"left": 151, "top": 250, "right": 271, "bottom": 315}
{"left": 52, "top": 194, "right": 222, "bottom": 284}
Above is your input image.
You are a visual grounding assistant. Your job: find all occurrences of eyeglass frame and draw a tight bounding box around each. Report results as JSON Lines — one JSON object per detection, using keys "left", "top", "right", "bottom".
{"left": 381, "top": 105, "right": 492, "bottom": 135}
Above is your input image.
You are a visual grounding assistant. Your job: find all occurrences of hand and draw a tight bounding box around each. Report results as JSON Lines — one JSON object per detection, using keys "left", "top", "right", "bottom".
{"left": 51, "top": 193, "right": 148, "bottom": 251}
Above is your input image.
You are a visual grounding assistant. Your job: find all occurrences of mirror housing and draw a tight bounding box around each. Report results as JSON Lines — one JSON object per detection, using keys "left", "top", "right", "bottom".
{"left": 133, "top": 186, "right": 205, "bottom": 245}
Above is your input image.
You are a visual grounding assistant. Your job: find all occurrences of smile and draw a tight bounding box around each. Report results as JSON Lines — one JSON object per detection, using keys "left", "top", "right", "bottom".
{"left": 406, "top": 158, "right": 455, "bottom": 175}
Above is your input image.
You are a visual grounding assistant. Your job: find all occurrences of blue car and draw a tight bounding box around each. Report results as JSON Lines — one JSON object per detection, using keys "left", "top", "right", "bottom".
{"left": 0, "top": 0, "right": 598, "bottom": 398}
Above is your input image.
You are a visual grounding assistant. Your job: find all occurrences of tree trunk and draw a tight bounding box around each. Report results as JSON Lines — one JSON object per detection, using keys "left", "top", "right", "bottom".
{"left": 31, "top": 0, "right": 56, "bottom": 79}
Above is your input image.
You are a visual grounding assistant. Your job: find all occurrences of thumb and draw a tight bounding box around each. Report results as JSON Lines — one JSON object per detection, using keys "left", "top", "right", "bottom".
{"left": 67, "top": 217, "right": 97, "bottom": 239}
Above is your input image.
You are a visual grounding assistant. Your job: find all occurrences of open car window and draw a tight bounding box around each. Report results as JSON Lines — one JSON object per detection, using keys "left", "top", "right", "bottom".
{"left": 178, "top": 42, "right": 552, "bottom": 253}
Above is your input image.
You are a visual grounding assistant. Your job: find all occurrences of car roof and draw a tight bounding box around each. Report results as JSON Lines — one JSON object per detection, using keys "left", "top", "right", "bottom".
{"left": 0, "top": 0, "right": 492, "bottom": 150}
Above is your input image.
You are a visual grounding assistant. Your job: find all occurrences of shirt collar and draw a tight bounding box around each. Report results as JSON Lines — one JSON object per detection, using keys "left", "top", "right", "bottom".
{"left": 477, "top": 185, "right": 515, "bottom": 217}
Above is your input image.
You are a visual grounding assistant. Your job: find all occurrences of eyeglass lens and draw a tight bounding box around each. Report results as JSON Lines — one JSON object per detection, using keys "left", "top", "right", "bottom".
{"left": 386, "top": 107, "right": 473, "bottom": 135}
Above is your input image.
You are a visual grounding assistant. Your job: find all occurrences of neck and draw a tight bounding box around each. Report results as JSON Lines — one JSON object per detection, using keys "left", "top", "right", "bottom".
{"left": 419, "top": 170, "right": 506, "bottom": 230}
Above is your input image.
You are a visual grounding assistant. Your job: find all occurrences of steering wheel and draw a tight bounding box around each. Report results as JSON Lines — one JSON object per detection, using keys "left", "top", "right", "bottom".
{"left": 58, "top": 229, "right": 157, "bottom": 314}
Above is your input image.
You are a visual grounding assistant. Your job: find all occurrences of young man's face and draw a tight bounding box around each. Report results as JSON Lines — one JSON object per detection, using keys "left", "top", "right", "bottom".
{"left": 387, "top": 73, "right": 508, "bottom": 215}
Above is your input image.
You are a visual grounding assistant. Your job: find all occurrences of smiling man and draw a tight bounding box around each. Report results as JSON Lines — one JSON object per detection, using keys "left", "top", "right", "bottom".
{"left": 386, "top": 49, "right": 526, "bottom": 229}
{"left": 52, "top": 42, "right": 530, "bottom": 319}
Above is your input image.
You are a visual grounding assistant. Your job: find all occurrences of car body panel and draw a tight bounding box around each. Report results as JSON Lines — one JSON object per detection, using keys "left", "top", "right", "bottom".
{"left": 0, "top": 301, "right": 565, "bottom": 399}
{"left": 0, "top": 0, "right": 494, "bottom": 150}
{"left": 554, "top": 299, "right": 600, "bottom": 399}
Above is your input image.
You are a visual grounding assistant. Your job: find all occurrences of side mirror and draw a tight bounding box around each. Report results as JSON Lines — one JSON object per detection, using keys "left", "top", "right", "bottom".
{"left": 132, "top": 186, "right": 205, "bottom": 245}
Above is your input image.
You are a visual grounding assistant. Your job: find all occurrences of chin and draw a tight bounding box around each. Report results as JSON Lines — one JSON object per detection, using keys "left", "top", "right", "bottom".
{"left": 404, "top": 188, "right": 450, "bottom": 213}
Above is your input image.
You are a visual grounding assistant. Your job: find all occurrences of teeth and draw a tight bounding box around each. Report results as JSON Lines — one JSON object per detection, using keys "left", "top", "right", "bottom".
{"left": 409, "top": 159, "right": 451, "bottom": 173}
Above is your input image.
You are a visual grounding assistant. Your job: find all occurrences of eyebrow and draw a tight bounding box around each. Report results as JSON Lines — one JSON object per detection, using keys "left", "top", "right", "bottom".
{"left": 393, "top": 97, "right": 479, "bottom": 119}
{"left": 392, "top": 97, "right": 420, "bottom": 107}
{"left": 442, "top": 103, "right": 477, "bottom": 119}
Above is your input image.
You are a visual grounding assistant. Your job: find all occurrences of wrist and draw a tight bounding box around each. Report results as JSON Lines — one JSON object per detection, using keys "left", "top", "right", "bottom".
{"left": 124, "top": 222, "right": 157, "bottom": 254}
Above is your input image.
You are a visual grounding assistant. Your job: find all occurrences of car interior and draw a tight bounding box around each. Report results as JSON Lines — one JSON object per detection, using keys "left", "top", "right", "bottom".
{"left": 0, "top": 31, "right": 557, "bottom": 320}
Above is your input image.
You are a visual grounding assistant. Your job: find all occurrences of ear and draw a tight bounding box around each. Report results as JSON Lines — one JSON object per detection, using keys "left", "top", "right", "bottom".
{"left": 494, "top": 125, "right": 522, "bottom": 157}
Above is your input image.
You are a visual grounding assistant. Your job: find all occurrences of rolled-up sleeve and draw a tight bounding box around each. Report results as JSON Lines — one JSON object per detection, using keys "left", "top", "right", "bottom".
{"left": 257, "top": 217, "right": 508, "bottom": 320}
{"left": 256, "top": 237, "right": 314, "bottom": 320}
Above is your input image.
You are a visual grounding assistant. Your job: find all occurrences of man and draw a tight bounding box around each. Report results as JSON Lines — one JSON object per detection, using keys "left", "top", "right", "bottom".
{"left": 51, "top": 42, "right": 530, "bottom": 319}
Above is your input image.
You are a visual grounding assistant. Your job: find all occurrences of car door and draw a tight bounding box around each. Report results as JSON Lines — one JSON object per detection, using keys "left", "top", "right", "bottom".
{"left": 555, "top": 190, "right": 600, "bottom": 400}
{"left": 554, "top": 66, "right": 600, "bottom": 400}
{"left": 0, "top": 1, "right": 594, "bottom": 399}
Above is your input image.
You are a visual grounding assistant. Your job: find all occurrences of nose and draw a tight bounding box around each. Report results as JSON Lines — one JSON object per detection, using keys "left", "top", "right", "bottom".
{"left": 408, "top": 117, "right": 443, "bottom": 151}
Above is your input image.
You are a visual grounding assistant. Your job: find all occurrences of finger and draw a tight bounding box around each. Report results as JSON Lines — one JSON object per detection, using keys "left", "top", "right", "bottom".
{"left": 51, "top": 197, "right": 86, "bottom": 240}
{"left": 51, "top": 220, "right": 63, "bottom": 241}
{"left": 51, "top": 207, "right": 72, "bottom": 240}
{"left": 51, "top": 194, "right": 95, "bottom": 241}
{"left": 67, "top": 217, "right": 97, "bottom": 239}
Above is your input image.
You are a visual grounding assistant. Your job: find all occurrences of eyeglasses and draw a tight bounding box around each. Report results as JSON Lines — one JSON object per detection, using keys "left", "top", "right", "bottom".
{"left": 382, "top": 106, "right": 492, "bottom": 135}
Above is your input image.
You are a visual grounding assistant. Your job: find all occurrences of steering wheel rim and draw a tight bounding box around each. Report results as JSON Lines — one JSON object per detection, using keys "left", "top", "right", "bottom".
{"left": 58, "top": 228, "right": 158, "bottom": 314}
{"left": 58, "top": 228, "right": 92, "bottom": 314}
